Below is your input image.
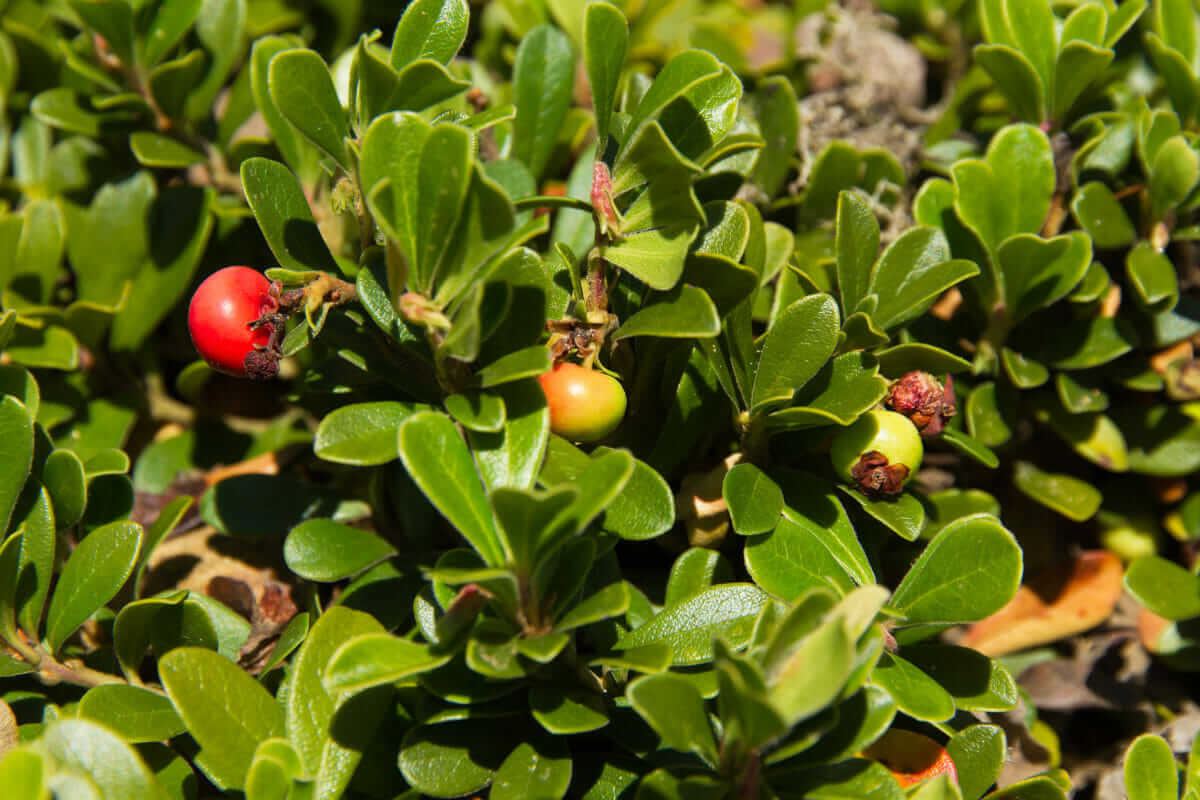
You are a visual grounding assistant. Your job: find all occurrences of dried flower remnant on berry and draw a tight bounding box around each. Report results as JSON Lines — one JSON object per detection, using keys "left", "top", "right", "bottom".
{"left": 886, "top": 371, "right": 955, "bottom": 436}
{"left": 850, "top": 450, "right": 910, "bottom": 497}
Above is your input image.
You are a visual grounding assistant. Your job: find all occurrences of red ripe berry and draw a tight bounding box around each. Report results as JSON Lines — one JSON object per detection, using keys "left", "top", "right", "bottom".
{"left": 188, "top": 267, "right": 277, "bottom": 378}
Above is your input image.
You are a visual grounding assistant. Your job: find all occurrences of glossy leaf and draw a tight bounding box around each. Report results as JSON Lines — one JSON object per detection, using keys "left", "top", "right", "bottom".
{"left": 399, "top": 411, "right": 504, "bottom": 566}
{"left": 751, "top": 294, "right": 840, "bottom": 414}
{"left": 513, "top": 25, "right": 575, "bottom": 181}
{"left": 284, "top": 519, "right": 397, "bottom": 582}
{"left": 0, "top": 396, "right": 34, "bottom": 535}
{"left": 160, "top": 647, "right": 284, "bottom": 791}
{"left": 617, "top": 583, "right": 769, "bottom": 665}
{"left": 628, "top": 673, "right": 719, "bottom": 765}
{"left": 268, "top": 49, "right": 350, "bottom": 169}
{"left": 723, "top": 463, "right": 783, "bottom": 536}
{"left": 583, "top": 1, "right": 627, "bottom": 145}
{"left": 315, "top": 401, "right": 421, "bottom": 465}
{"left": 78, "top": 685, "right": 185, "bottom": 743}
{"left": 1124, "top": 734, "right": 1177, "bottom": 800}
{"left": 1013, "top": 461, "right": 1102, "bottom": 521}
{"left": 891, "top": 514, "right": 1022, "bottom": 626}
{"left": 241, "top": 157, "right": 339, "bottom": 274}
{"left": 1124, "top": 555, "right": 1200, "bottom": 621}
{"left": 835, "top": 191, "right": 879, "bottom": 320}
{"left": 325, "top": 632, "right": 450, "bottom": 693}
{"left": 612, "top": 285, "right": 720, "bottom": 340}
{"left": 286, "top": 606, "right": 384, "bottom": 792}
{"left": 390, "top": 0, "right": 469, "bottom": 67}
{"left": 45, "top": 520, "right": 141, "bottom": 654}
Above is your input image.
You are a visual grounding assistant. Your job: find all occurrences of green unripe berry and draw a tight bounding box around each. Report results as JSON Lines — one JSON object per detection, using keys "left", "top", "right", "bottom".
{"left": 830, "top": 409, "right": 923, "bottom": 496}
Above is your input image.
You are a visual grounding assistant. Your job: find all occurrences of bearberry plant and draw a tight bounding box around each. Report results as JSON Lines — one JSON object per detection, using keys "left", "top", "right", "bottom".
{"left": 0, "top": 0, "right": 1199, "bottom": 798}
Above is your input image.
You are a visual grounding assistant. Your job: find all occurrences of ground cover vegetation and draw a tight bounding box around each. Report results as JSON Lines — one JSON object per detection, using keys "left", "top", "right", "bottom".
{"left": 0, "top": 0, "right": 1199, "bottom": 797}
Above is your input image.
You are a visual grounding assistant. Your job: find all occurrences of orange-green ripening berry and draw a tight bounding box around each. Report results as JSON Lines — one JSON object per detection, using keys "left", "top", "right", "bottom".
{"left": 538, "top": 363, "right": 627, "bottom": 443}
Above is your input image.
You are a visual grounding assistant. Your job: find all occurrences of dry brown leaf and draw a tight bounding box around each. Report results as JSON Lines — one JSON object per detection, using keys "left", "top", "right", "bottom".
{"left": 962, "top": 550, "right": 1124, "bottom": 656}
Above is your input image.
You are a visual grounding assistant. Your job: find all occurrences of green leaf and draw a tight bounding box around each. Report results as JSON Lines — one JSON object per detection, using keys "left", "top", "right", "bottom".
{"left": 315, "top": 401, "right": 421, "bottom": 465}
{"left": 768, "top": 352, "right": 890, "bottom": 430}
{"left": 185, "top": 0, "right": 245, "bottom": 120}
{"left": 947, "top": 725, "right": 1007, "bottom": 800}
{"left": 390, "top": 0, "right": 469, "bottom": 68}
{"left": 78, "top": 685, "right": 185, "bottom": 743}
{"left": 128, "top": 131, "right": 204, "bottom": 167}
{"left": 766, "top": 614, "right": 856, "bottom": 725}
{"left": 285, "top": 606, "right": 384, "bottom": 792}
{"left": 149, "top": 49, "right": 207, "bottom": 120}
{"left": 617, "top": 583, "right": 769, "bottom": 665}
{"left": 0, "top": 396, "right": 34, "bottom": 535}
{"left": 530, "top": 686, "right": 609, "bottom": 734}
{"left": 1013, "top": 460, "right": 1102, "bottom": 521}
{"left": 1053, "top": 41, "right": 1113, "bottom": 122}
{"left": 38, "top": 719, "right": 168, "bottom": 800}
{"left": 901, "top": 644, "right": 1019, "bottom": 711}
{"left": 612, "top": 285, "right": 720, "bottom": 340}
{"left": 250, "top": 36, "right": 322, "bottom": 184}
{"left": 975, "top": 44, "right": 1044, "bottom": 123}
{"left": 583, "top": 1, "right": 627, "bottom": 146}
{"left": 998, "top": 232, "right": 1093, "bottom": 324}
{"left": 838, "top": 488, "right": 926, "bottom": 542}
{"left": 467, "top": 379, "right": 550, "bottom": 491}
{"left": 513, "top": 25, "right": 575, "bottom": 181}
{"left": 1126, "top": 241, "right": 1179, "bottom": 311}
{"left": 966, "top": 382, "right": 1013, "bottom": 447}
{"left": 872, "top": 651, "right": 956, "bottom": 722}
{"left": 399, "top": 411, "right": 504, "bottom": 565}
{"left": 142, "top": 0, "right": 203, "bottom": 66}
{"left": 240, "top": 157, "right": 339, "bottom": 274}
{"left": 723, "top": 463, "right": 783, "bottom": 536}
{"left": 361, "top": 114, "right": 473, "bottom": 294}
{"left": 399, "top": 720, "right": 511, "bottom": 797}
{"left": 1150, "top": 135, "right": 1200, "bottom": 218}
{"left": 555, "top": 581, "right": 630, "bottom": 632}
{"left": 868, "top": 227, "right": 975, "bottom": 331}
{"left": 940, "top": 428, "right": 1000, "bottom": 469}
{"left": 0, "top": 749, "right": 46, "bottom": 800}
{"left": 1124, "top": 734, "right": 1178, "bottom": 800}
{"left": 268, "top": 49, "right": 350, "bottom": 170}
{"left": 1001, "top": 348, "right": 1050, "bottom": 388}
{"left": 752, "top": 76, "right": 799, "bottom": 200}
{"left": 603, "top": 219, "right": 700, "bottom": 291}
{"left": 768, "top": 759, "right": 903, "bottom": 800}
{"left": 68, "top": 0, "right": 135, "bottom": 65}
{"left": 1145, "top": 33, "right": 1200, "bottom": 125}
{"left": 325, "top": 632, "right": 451, "bottom": 693}
{"left": 491, "top": 738, "right": 573, "bottom": 800}
{"left": 45, "top": 520, "right": 141, "bottom": 654}
{"left": 446, "top": 390, "right": 506, "bottom": 432}
{"left": 477, "top": 346, "right": 552, "bottom": 389}
{"left": 627, "top": 673, "right": 719, "bottom": 765}
{"left": 751, "top": 294, "right": 840, "bottom": 414}
{"left": 12, "top": 483, "right": 54, "bottom": 637}
{"left": 284, "top": 519, "right": 397, "bottom": 582}
{"left": 952, "top": 124, "right": 1055, "bottom": 262}
{"left": 354, "top": 46, "right": 469, "bottom": 124}
{"left": 745, "top": 514, "right": 856, "bottom": 601}
{"left": 160, "top": 647, "right": 284, "bottom": 791}
{"left": 890, "top": 514, "right": 1022, "bottom": 625}
{"left": 836, "top": 191, "right": 879, "bottom": 320}
{"left": 1124, "top": 555, "right": 1200, "bottom": 620}
{"left": 1071, "top": 182, "right": 1137, "bottom": 248}
{"left": 666, "top": 548, "right": 733, "bottom": 605}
